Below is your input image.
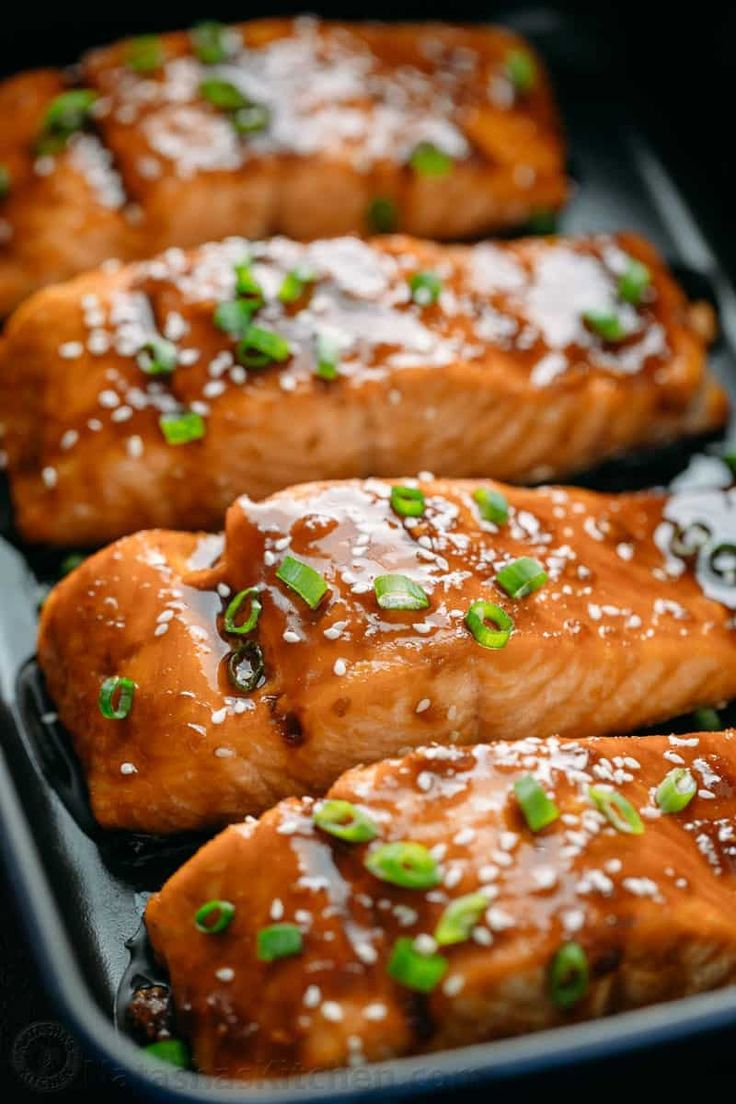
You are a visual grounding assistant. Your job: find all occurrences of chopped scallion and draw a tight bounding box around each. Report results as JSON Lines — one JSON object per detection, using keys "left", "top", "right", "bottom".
{"left": 257, "top": 922, "right": 303, "bottom": 962}
{"left": 388, "top": 937, "right": 448, "bottom": 992}
{"left": 278, "top": 266, "right": 316, "bottom": 304}
{"left": 513, "top": 774, "right": 560, "bottom": 832}
{"left": 473, "top": 487, "right": 509, "bottom": 526}
{"left": 159, "top": 410, "right": 206, "bottom": 445}
{"left": 232, "top": 103, "right": 270, "bottom": 134}
{"left": 506, "top": 50, "right": 537, "bottom": 94}
{"left": 98, "top": 675, "right": 135, "bottom": 720}
{"left": 365, "top": 841, "right": 440, "bottom": 889}
{"left": 655, "top": 768, "right": 697, "bottom": 814}
{"left": 237, "top": 326, "right": 291, "bottom": 369}
{"left": 223, "top": 587, "right": 262, "bottom": 635}
{"left": 194, "top": 899, "right": 235, "bottom": 934}
{"left": 315, "top": 331, "right": 341, "bottom": 380}
{"left": 37, "top": 89, "right": 97, "bottom": 154}
{"left": 213, "top": 298, "right": 258, "bottom": 335}
{"left": 583, "top": 310, "right": 626, "bottom": 342}
{"left": 495, "top": 557, "right": 547, "bottom": 599}
{"left": 313, "top": 799, "right": 379, "bottom": 843}
{"left": 588, "top": 785, "right": 644, "bottom": 835}
{"left": 227, "top": 643, "right": 265, "bottom": 693}
{"left": 127, "top": 35, "right": 164, "bottom": 73}
{"left": 434, "top": 892, "right": 488, "bottom": 946}
{"left": 191, "top": 21, "right": 232, "bottom": 65}
{"left": 144, "top": 1039, "right": 189, "bottom": 1068}
{"left": 549, "top": 942, "right": 588, "bottom": 1010}
{"left": 409, "top": 270, "right": 442, "bottom": 306}
{"left": 618, "top": 258, "right": 651, "bottom": 305}
{"left": 390, "top": 485, "right": 426, "bottom": 518}
{"left": 137, "top": 336, "right": 177, "bottom": 376}
{"left": 465, "top": 600, "right": 514, "bottom": 649}
{"left": 276, "top": 555, "right": 328, "bottom": 609}
{"left": 409, "top": 142, "right": 453, "bottom": 177}
{"left": 199, "top": 79, "right": 247, "bottom": 110}
{"left": 234, "top": 262, "right": 264, "bottom": 305}
{"left": 374, "top": 574, "right": 429, "bottom": 611}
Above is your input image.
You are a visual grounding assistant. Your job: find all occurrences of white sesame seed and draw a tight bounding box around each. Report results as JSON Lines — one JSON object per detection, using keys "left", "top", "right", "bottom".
{"left": 333, "top": 658, "right": 348, "bottom": 676}
{"left": 59, "top": 341, "right": 83, "bottom": 359}
{"left": 215, "top": 967, "right": 234, "bottom": 982}
{"left": 120, "top": 762, "right": 137, "bottom": 775}
{"left": 321, "top": 1001, "right": 343, "bottom": 1023}
{"left": 415, "top": 697, "right": 431, "bottom": 713}
{"left": 211, "top": 708, "right": 227, "bottom": 725}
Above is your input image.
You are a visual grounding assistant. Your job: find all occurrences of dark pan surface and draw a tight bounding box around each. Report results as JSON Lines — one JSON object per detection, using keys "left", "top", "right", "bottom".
{"left": 2, "top": 8, "right": 736, "bottom": 1100}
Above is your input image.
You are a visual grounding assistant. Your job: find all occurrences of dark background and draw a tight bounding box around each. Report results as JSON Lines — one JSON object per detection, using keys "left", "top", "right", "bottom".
{"left": 1, "top": 1, "right": 735, "bottom": 1099}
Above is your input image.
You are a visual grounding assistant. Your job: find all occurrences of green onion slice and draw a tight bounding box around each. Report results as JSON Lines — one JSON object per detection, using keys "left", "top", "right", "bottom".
{"left": 618, "top": 258, "right": 651, "bottom": 305}
{"left": 692, "top": 706, "right": 720, "bottom": 731}
{"left": 37, "top": 89, "right": 97, "bottom": 153}
{"left": 234, "top": 261, "right": 264, "bottom": 305}
{"left": 313, "top": 799, "right": 379, "bottom": 843}
{"left": 191, "top": 21, "right": 232, "bottom": 65}
{"left": 390, "top": 485, "right": 426, "bottom": 518}
{"left": 513, "top": 774, "right": 560, "bottom": 832}
{"left": 238, "top": 326, "right": 291, "bottom": 369}
{"left": 583, "top": 310, "right": 627, "bottom": 342}
{"left": 549, "top": 942, "right": 588, "bottom": 1010}
{"left": 233, "top": 103, "right": 270, "bottom": 135}
{"left": 434, "top": 892, "right": 488, "bottom": 946}
{"left": 223, "top": 587, "right": 262, "bottom": 635}
{"left": 374, "top": 574, "right": 430, "bottom": 611}
{"left": 227, "top": 643, "right": 265, "bottom": 693}
{"left": 315, "top": 331, "right": 341, "bottom": 381}
{"left": 213, "top": 298, "right": 258, "bottom": 335}
{"left": 366, "top": 197, "right": 397, "bottom": 234}
{"left": 144, "top": 1039, "right": 190, "bottom": 1068}
{"left": 473, "top": 487, "right": 509, "bottom": 526}
{"left": 409, "top": 271, "right": 442, "bottom": 306}
{"left": 506, "top": 50, "right": 537, "bottom": 94}
{"left": 98, "top": 676, "right": 135, "bottom": 720}
{"left": 127, "top": 35, "right": 165, "bottom": 73}
{"left": 655, "top": 768, "right": 697, "bottom": 814}
{"left": 194, "top": 899, "right": 235, "bottom": 934}
{"left": 465, "top": 600, "right": 514, "bottom": 649}
{"left": 0, "top": 163, "right": 10, "bottom": 200}
{"left": 276, "top": 555, "right": 328, "bottom": 609}
{"left": 495, "top": 557, "right": 547, "bottom": 599}
{"left": 388, "top": 937, "right": 448, "bottom": 992}
{"left": 278, "top": 266, "right": 316, "bottom": 304}
{"left": 257, "top": 922, "right": 303, "bottom": 962}
{"left": 159, "top": 410, "right": 206, "bottom": 446}
{"left": 137, "top": 336, "right": 177, "bottom": 376}
{"left": 200, "top": 79, "right": 247, "bottom": 109}
{"left": 364, "top": 840, "right": 440, "bottom": 889}
{"left": 409, "top": 142, "right": 453, "bottom": 177}
{"left": 588, "top": 785, "right": 644, "bottom": 835}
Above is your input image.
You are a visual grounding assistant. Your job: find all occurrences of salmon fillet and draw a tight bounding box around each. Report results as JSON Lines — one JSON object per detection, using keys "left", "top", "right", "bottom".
{"left": 0, "top": 18, "right": 566, "bottom": 315}
{"left": 1, "top": 232, "right": 724, "bottom": 545}
{"left": 145, "top": 731, "right": 736, "bottom": 1079}
{"left": 37, "top": 477, "right": 736, "bottom": 833}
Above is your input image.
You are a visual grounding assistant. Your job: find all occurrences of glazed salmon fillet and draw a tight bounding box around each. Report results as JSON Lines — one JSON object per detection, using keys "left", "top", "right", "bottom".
{"left": 0, "top": 17, "right": 566, "bottom": 315}
{"left": 144, "top": 731, "right": 736, "bottom": 1078}
{"left": 37, "top": 476, "right": 736, "bottom": 833}
{"left": 1, "top": 232, "right": 725, "bottom": 545}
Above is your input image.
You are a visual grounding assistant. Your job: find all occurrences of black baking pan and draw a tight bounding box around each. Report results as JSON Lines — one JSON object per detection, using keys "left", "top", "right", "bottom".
{"left": 2, "top": 5, "right": 736, "bottom": 1099}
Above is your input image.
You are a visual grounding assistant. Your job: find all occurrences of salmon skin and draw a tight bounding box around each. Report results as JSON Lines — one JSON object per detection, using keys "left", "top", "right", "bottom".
{"left": 1, "top": 232, "right": 724, "bottom": 545}
{"left": 0, "top": 17, "right": 566, "bottom": 315}
{"left": 145, "top": 731, "right": 736, "bottom": 1079}
{"left": 37, "top": 477, "right": 736, "bottom": 834}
